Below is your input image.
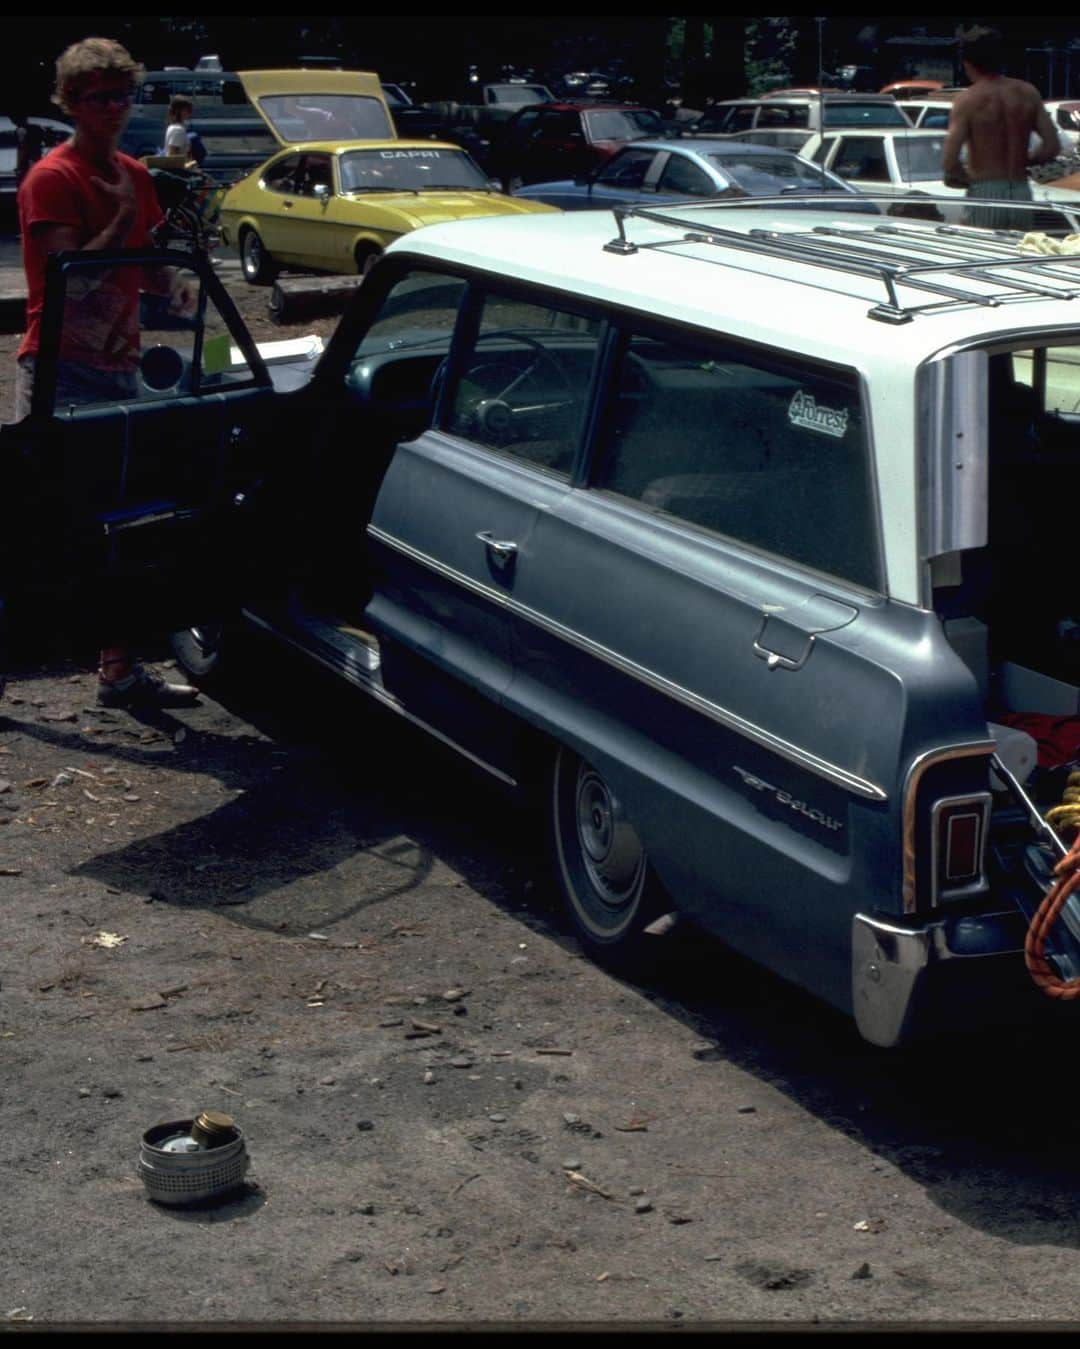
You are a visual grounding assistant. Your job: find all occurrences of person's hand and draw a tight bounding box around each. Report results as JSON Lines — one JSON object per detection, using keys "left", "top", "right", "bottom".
{"left": 90, "top": 163, "right": 137, "bottom": 227}
{"left": 168, "top": 269, "right": 197, "bottom": 318}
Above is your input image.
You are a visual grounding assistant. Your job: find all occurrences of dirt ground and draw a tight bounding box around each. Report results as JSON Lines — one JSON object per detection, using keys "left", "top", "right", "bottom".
{"left": 7, "top": 244, "right": 1080, "bottom": 1329}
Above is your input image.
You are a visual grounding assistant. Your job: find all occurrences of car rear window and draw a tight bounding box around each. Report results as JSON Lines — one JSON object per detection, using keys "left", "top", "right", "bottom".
{"left": 823, "top": 101, "right": 908, "bottom": 127}
{"left": 584, "top": 108, "right": 663, "bottom": 140}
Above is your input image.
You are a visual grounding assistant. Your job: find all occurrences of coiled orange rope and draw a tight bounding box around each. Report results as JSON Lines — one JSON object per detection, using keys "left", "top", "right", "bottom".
{"left": 1024, "top": 833, "right": 1080, "bottom": 998}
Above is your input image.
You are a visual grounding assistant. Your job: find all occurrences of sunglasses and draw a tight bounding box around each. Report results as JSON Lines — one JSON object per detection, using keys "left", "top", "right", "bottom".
{"left": 79, "top": 89, "right": 134, "bottom": 108}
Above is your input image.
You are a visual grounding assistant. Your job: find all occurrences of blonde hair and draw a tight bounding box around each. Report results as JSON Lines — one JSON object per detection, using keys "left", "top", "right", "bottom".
{"left": 52, "top": 37, "right": 144, "bottom": 114}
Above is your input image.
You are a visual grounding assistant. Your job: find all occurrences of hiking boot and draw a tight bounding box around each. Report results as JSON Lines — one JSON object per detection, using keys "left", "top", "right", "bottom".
{"left": 96, "top": 663, "right": 199, "bottom": 709}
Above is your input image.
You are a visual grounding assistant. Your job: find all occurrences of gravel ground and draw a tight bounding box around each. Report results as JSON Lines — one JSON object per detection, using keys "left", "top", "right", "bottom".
{"left": 4, "top": 239, "right": 1080, "bottom": 1330}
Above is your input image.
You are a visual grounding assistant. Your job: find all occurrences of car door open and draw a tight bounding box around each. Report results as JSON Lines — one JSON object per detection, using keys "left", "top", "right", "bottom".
{"left": 0, "top": 247, "right": 277, "bottom": 672}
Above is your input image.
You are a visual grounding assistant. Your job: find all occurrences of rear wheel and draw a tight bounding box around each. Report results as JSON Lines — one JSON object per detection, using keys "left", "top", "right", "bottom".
{"left": 239, "top": 227, "right": 276, "bottom": 285}
{"left": 550, "top": 745, "right": 667, "bottom": 967}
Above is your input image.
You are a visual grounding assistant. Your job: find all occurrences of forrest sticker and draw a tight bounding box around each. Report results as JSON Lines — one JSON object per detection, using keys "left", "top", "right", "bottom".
{"left": 788, "top": 389, "right": 849, "bottom": 438}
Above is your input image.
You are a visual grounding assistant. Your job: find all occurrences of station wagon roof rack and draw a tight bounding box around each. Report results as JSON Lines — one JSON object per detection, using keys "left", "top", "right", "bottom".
{"left": 603, "top": 198, "right": 1080, "bottom": 324}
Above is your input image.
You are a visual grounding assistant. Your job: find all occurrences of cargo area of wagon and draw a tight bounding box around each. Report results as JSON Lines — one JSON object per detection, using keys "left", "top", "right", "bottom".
{"left": 931, "top": 341, "right": 1080, "bottom": 984}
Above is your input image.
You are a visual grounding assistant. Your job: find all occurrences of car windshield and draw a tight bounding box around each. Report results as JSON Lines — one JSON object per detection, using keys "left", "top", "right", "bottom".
{"left": 707, "top": 152, "right": 849, "bottom": 193}
{"left": 822, "top": 101, "right": 908, "bottom": 127}
{"left": 339, "top": 146, "right": 489, "bottom": 193}
{"left": 893, "top": 135, "right": 947, "bottom": 182}
{"left": 584, "top": 108, "right": 663, "bottom": 139}
{"left": 486, "top": 84, "right": 552, "bottom": 105}
{"left": 258, "top": 93, "right": 393, "bottom": 141}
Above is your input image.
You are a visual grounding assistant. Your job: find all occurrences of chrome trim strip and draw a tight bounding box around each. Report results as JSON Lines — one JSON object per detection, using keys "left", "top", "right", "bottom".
{"left": 239, "top": 607, "right": 518, "bottom": 788}
{"left": 901, "top": 741, "right": 995, "bottom": 913}
{"left": 366, "top": 525, "right": 888, "bottom": 802}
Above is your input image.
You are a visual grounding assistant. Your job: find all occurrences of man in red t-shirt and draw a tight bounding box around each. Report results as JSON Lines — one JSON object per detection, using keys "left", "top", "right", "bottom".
{"left": 14, "top": 36, "right": 199, "bottom": 709}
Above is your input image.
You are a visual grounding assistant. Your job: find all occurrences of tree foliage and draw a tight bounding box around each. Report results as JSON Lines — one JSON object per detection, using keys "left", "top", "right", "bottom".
{"left": 743, "top": 17, "right": 799, "bottom": 96}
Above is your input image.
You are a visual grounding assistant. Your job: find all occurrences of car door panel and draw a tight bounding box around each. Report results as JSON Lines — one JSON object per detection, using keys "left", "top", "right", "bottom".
{"left": 502, "top": 491, "right": 912, "bottom": 1011}
{"left": 365, "top": 430, "right": 566, "bottom": 700}
{"left": 0, "top": 248, "right": 280, "bottom": 655}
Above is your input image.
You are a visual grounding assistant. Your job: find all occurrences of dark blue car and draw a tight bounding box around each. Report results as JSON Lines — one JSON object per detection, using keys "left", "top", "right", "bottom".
{"left": 511, "top": 136, "right": 877, "bottom": 212}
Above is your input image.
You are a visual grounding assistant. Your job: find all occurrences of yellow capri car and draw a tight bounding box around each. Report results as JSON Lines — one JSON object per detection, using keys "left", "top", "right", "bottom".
{"left": 218, "top": 69, "right": 556, "bottom": 284}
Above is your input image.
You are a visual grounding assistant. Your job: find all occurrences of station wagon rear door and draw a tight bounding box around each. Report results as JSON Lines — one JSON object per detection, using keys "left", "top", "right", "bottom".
{"left": 501, "top": 322, "right": 893, "bottom": 1002}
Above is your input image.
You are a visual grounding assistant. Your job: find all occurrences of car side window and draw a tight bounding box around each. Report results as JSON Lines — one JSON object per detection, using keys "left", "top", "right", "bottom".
{"left": 446, "top": 294, "right": 601, "bottom": 478}
{"left": 595, "top": 147, "right": 656, "bottom": 188}
{"left": 295, "top": 153, "right": 333, "bottom": 197}
{"left": 347, "top": 269, "right": 468, "bottom": 440}
{"left": 811, "top": 136, "right": 834, "bottom": 165}
{"left": 758, "top": 105, "right": 809, "bottom": 128}
{"left": 44, "top": 255, "right": 257, "bottom": 417}
{"left": 657, "top": 154, "right": 713, "bottom": 196}
{"left": 593, "top": 332, "right": 878, "bottom": 589}
{"left": 834, "top": 136, "right": 889, "bottom": 181}
{"left": 264, "top": 154, "right": 301, "bottom": 194}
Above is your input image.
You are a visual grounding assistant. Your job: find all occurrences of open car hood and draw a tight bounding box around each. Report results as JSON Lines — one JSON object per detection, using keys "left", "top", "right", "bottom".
{"left": 236, "top": 68, "right": 395, "bottom": 146}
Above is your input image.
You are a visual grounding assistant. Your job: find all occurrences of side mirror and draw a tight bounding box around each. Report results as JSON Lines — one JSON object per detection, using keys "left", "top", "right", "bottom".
{"left": 313, "top": 183, "right": 331, "bottom": 200}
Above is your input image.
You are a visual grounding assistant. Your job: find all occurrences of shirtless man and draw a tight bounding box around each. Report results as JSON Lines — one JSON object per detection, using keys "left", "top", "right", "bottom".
{"left": 942, "top": 25, "right": 1061, "bottom": 230}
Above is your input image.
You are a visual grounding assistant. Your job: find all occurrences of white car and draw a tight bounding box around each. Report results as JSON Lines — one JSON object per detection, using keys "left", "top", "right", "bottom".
{"left": 902, "top": 95, "right": 1080, "bottom": 155}
{"left": 1045, "top": 100, "right": 1080, "bottom": 153}
{"left": 800, "top": 127, "right": 1080, "bottom": 228}
{"left": 0, "top": 114, "right": 71, "bottom": 200}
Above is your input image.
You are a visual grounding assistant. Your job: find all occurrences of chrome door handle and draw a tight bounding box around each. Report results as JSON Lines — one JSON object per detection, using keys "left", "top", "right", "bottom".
{"left": 476, "top": 531, "right": 518, "bottom": 564}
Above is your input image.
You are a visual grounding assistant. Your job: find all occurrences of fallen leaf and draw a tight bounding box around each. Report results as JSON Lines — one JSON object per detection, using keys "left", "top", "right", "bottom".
{"left": 565, "top": 1170, "right": 614, "bottom": 1200}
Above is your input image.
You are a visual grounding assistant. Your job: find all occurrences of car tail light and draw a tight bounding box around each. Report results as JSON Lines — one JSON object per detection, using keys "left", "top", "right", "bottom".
{"left": 930, "top": 793, "right": 991, "bottom": 903}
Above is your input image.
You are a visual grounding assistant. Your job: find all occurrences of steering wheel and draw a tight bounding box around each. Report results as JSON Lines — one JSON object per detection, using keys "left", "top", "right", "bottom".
{"left": 457, "top": 329, "right": 574, "bottom": 446}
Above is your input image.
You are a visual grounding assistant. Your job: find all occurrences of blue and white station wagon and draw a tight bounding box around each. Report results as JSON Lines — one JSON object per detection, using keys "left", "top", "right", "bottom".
{"left": 8, "top": 194, "right": 1080, "bottom": 1047}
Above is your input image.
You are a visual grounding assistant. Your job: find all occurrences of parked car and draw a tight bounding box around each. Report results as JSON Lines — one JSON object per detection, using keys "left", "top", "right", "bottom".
{"left": 1045, "top": 100, "right": 1080, "bottom": 152}
{"left": 493, "top": 100, "right": 666, "bottom": 190}
{"left": 121, "top": 68, "right": 282, "bottom": 184}
{"left": 511, "top": 137, "right": 878, "bottom": 212}
{"left": 0, "top": 113, "right": 71, "bottom": 201}
{"left": 799, "top": 128, "right": 958, "bottom": 218}
{"left": 688, "top": 93, "right": 912, "bottom": 138}
{"left": 11, "top": 201, "right": 1080, "bottom": 1047}
{"left": 879, "top": 79, "right": 946, "bottom": 100}
{"left": 801, "top": 127, "right": 1080, "bottom": 228}
{"left": 218, "top": 70, "right": 554, "bottom": 284}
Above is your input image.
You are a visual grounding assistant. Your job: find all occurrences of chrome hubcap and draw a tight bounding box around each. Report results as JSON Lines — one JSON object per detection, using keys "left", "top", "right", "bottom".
{"left": 575, "top": 766, "right": 645, "bottom": 906}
